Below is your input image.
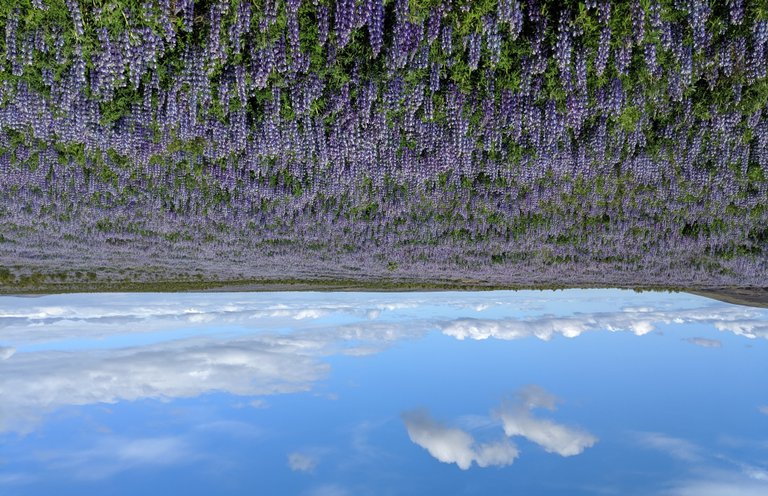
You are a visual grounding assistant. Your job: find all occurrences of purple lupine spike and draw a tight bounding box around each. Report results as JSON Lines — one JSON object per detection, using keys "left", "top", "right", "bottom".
{"left": 728, "top": 0, "right": 745, "bottom": 25}
{"left": 465, "top": 32, "right": 481, "bottom": 71}
{"left": 555, "top": 10, "right": 573, "bottom": 76}
{"left": 5, "top": 10, "right": 18, "bottom": 65}
{"left": 65, "top": 0, "right": 84, "bottom": 38}
{"left": 426, "top": 7, "right": 442, "bottom": 44}
{"left": 689, "top": 0, "right": 710, "bottom": 53}
{"left": 631, "top": 0, "right": 644, "bottom": 45}
{"left": 595, "top": 26, "right": 611, "bottom": 77}
{"left": 368, "top": 0, "right": 384, "bottom": 56}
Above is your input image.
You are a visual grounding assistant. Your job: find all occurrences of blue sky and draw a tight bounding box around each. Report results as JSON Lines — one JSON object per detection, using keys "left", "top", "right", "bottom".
{"left": 0, "top": 289, "right": 767, "bottom": 495}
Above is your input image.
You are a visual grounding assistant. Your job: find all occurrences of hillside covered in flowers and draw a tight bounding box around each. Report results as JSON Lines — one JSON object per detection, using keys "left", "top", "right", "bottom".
{"left": 0, "top": 0, "right": 767, "bottom": 290}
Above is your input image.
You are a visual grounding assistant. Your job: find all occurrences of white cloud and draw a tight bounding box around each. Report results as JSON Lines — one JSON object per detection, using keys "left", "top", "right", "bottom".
{"left": 714, "top": 321, "right": 768, "bottom": 339}
{"left": 0, "top": 336, "right": 330, "bottom": 433}
{"left": 473, "top": 439, "right": 521, "bottom": 468}
{"left": 440, "top": 316, "right": 594, "bottom": 341}
{"left": 0, "top": 303, "right": 440, "bottom": 434}
{"left": 497, "top": 414, "right": 597, "bottom": 456}
{"left": 759, "top": 406, "right": 768, "bottom": 416}
{"left": 402, "top": 410, "right": 518, "bottom": 470}
{"left": 0, "top": 307, "right": 438, "bottom": 433}
{"left": 636, "top": 432, "right": 702, "bottom": 461}
{"left": 288, "top": 452, "right": 318, "bottom": 473}
{"left": 1, "top": 291, "right": 765, "bottom": 436}
{"left": 0, "top": 346, "right": 14, "bottom": 360}
{"left": 438, "top": 305, "right": 768, "bottom": 342}
{"left": 684, "top": 337, "right": 722, "bottom": 348}
{"left": 271, "top": 309, "right": 330, "bottom": 320}
{"left": 403, "top": 387, "right": 596, "bottom": 468}
{"left": 0, "top": 295, "right": 378, "bottom": 346}
{"left": 3, "top": 293, "right": 765, "bottom": 353}
{"left": 495, "top": 387, "right": 597, "bottom": 457}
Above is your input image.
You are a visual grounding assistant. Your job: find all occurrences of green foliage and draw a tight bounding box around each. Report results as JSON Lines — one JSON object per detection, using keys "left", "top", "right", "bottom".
{"left": 741, "top": 79, "right": 768, "bottom": 116}
{"left": 747, "top": 162, "right": 766, "bottom": 183}
{"left": 617, "top": 106, "right": 642, "bottom": 133}
{"left": 0, "top": 267, "right": 15, "bottom": 284}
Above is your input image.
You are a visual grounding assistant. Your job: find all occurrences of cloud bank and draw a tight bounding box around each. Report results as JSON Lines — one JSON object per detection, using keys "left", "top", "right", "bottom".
{"left": 438, "top": 305, "right": 768, "bottom": 342}
{"left": 0, "top": 335, "right": 330, "bottom": 433}
{"left": 2, "top": 291, "right": 765, "bottom": 434}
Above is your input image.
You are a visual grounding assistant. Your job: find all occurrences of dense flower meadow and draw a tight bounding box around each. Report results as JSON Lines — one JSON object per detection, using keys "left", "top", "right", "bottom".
{"left": 0, "top": 0, "right": 767, "bottom": 288}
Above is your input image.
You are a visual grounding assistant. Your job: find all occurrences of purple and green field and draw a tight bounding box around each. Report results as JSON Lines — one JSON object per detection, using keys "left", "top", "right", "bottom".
{"left": 1, "top": 0, "right": 767, "bottom": 291}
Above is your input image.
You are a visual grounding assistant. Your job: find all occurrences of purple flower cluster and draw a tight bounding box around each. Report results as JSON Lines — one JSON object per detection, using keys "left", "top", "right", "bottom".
{"left": 65, "top": 0, "right": 84, "bottom": 38}
{"left": 335, "top": 0, "right": 355, "bottom": 49}
{"left": 177, "top": 0, "right": 194, "bottom": 32}
{"left": 465, "top": 32, "right": 481, "bottom": 71}
{"left": 689, "top": 0, "right": 711, "bottom": 53}
{"left": 595, "top": 26, "right": 611, "bottom": 77}
{"left": 368, "top": 0, "right": 384, "bottom": 57}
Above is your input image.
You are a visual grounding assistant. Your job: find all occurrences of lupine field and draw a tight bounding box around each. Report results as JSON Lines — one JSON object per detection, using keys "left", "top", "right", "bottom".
{"left": 1, "top": 0, "right": 767, "bottom": 291}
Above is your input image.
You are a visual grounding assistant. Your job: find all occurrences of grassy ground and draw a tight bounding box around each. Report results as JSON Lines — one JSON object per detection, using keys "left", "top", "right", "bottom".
{"left": 0, "top": 276, "right": 674, "bottom": 294}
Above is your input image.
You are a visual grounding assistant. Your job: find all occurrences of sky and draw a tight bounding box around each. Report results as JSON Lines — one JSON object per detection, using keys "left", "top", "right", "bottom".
{"left": 0, "top": 289, "right": 767, "bottom": 495}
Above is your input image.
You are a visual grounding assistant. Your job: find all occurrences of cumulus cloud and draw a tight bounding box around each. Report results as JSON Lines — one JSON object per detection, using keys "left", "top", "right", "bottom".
{"left": 440, "top": 316, "right": 595, "bottom": 341}
{"left": 3, "top": 292, "right": 764, "bottom": 353}
{"left": 0, "top": 290, "right": 651, "bottom": 346}
{"left": 0, "top": 303, "right": 439, "bottom": 434}
{"left": 438, "top": 305, "right": 768, "bottom": 342}
{"left": 495, "top": 386, "right": 597, "bottom": 457}
{"left": 2, "top": 291, "right": 764, "bottom": 435}
{"left": 288, "top": 452, "right": 318, "bottom": 473}
{"left": 0, "top": 299, "right": 439, "bottom": 433}
{"left": 0, "top": 294, "right": 423, "bottom": 346}
{"left": 403, "top": 386, "right": 595, "bottom": 468}
{"left": 0, "top": 336, "right": 330, "bottom": 433}
{"left": 684, "top": 337, "right": 722, "bottom": 348}
{"left": 402, "top": 410, "right": 518, "bottom": 470}
{"left": 498, "top": 415, "right": 596, "bottom": 456}
{"left": 713, "top": 321, "right": 768, "bottom": 340}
